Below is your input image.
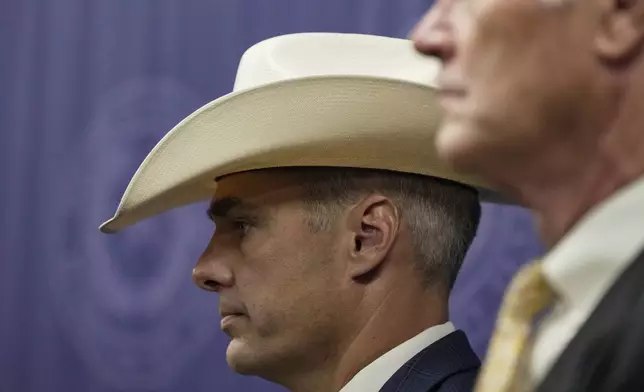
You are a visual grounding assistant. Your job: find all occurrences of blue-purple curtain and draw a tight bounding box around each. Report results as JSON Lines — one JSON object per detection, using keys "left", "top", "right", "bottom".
{"left": 0, "top": 1, "right": 543, "bottom": 391}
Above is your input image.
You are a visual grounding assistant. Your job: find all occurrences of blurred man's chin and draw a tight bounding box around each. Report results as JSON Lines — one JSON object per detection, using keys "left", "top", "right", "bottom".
{"left": 435, "top": 120, "right": 485, "bottom": 173}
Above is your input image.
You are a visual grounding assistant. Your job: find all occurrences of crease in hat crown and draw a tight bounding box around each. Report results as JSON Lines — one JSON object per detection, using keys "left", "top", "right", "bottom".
{"left": 99, "top": 32, "right": 495, "bottom": 234}
{"left": 232, "top": 33, "right": 440, "bottom": 91}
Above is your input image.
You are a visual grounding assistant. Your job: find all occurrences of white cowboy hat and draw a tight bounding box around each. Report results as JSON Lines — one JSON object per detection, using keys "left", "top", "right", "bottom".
{"left": 100, "top": 32, "right": 502, "bottom": 234}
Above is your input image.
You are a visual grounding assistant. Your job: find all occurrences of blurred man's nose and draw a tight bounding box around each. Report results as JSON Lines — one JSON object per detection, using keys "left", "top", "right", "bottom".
{"left": 192, "top": 236, "right": 234, "bottom": 292}
{"left": 410, "top": 2, "right": 456, "bottom": 63}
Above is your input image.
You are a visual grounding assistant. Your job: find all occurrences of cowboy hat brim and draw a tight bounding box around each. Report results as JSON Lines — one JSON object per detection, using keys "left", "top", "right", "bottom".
{"left": 100, "top": 75, "right": 502, "bottom": 234}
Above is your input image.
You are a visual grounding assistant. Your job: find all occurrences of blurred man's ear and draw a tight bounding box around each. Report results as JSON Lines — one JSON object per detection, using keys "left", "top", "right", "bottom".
{"left": 595, "top": 0, "right": 644, "bottom": 62}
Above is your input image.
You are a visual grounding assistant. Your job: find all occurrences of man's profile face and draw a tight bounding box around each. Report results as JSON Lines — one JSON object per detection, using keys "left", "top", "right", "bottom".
{"left": 411, "top": 0, "right": 601, "bottom": 179}
{"left": 192, "top": 170, "right": 350, "bottom": 379}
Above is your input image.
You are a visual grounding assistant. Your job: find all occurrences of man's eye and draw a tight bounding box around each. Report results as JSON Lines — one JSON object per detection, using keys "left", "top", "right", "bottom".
{"left": 233, "top": 220, "right": 252, "bottom": 235}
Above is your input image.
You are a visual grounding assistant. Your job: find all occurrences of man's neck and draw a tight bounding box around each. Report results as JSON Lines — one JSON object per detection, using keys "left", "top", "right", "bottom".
{"left": 486, "top": 65, "right": 644, "bottom": 248}
{"left": 529, "top": 167, "right": 636, "bottom": 248}
{"left": 515, "top": 102, "right": 644, "bottom": 248}
{"left": 330, "top": 284, "right": 447, "bottom": 392}
{"left": 282, "top": 283, "right": 447, "bottom": 392}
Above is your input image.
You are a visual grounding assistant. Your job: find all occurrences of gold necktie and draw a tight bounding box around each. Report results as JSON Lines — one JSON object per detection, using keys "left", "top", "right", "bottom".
{"left": 474, "top": 261, "right": 555, "bottom": 392}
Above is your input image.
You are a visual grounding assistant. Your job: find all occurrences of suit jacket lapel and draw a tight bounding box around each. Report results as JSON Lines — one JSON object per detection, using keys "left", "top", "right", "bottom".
{"left": 379, "top": 330, "right": 480, "bottom": 392}
{"left": 536, "top": 247, "right": 644, "bottom": 392}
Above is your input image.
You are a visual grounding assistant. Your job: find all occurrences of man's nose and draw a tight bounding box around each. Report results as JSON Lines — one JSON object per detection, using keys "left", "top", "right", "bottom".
{"left": 410, "top": 2, "right": 456, "bottom": 63}
{"left": 192, "top": 238, "right": 234, "bottom": 292}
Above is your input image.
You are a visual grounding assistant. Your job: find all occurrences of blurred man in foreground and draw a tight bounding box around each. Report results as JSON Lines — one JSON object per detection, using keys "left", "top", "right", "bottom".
{"left": 412, "top": 1, "right": 644, "bottom": 391}
{"left": 100, "top": 33, "right": 499, "bottom": 391}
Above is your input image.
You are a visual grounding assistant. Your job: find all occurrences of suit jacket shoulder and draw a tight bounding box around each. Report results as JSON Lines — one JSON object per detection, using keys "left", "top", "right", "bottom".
{"left": 537, "top": 246, "right": 644, "bottom": 392}
{"left": 379, "top": 330, "right": 481, "bottom": 392}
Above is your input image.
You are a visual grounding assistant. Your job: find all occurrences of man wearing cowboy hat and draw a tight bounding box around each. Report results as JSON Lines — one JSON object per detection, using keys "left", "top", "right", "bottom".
{"left": 412, "top": 0, "right": 644, "bottom": 391}
{"left": 101, "top": 33, "right": 496, "bottom": 392}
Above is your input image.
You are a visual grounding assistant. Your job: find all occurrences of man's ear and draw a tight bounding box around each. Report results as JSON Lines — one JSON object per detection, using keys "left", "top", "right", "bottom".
{"left": 595, "top": 0, "right": 644, "bottom": 62}
{"left": 344, "top": 195, "right": 400, "bottom": 280}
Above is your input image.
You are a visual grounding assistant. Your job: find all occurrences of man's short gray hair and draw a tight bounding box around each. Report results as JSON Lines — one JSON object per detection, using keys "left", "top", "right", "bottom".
{"left": 288, "top": 167, "right": 481, "bottom": 292}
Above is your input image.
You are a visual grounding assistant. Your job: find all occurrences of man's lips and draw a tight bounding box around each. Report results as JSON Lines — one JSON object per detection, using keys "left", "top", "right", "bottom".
{"left": 219, "top": 301, "right": 247, "bottom": 330}
{"left": 438, "top": 86, "right": 467, "bottom": 96}
{"left": 219, "top": 307, "right": 246, "bottom": 320}
{"left": 220, "top": 311, "right": 245, "bottom": 318}
{"left": 437, "top": 85, "right": 467, "bottom": 98}
{"left": 219, "top": 297, "right": 246, "bottom": 319}
{"left": 220, "top": 312, "right": 245, "bottom": 330}
{"left": 437, "top": 86, "right": 468, "bottom": 110}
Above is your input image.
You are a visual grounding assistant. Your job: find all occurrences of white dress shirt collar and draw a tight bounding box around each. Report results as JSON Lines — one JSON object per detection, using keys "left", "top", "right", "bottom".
{"left": 530, "top": 176, "right": 644, "bottom": 383}
{"left": 542, "top": 175, "right": 644, "bottom": 311}
{"left": 338, "top": 322, "right": 456, "bottom": 392}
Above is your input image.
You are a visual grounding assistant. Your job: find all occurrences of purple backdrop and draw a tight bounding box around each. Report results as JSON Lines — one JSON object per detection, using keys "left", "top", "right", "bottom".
{"left": 0, "top": 1, "right": 543, "bottom": 391}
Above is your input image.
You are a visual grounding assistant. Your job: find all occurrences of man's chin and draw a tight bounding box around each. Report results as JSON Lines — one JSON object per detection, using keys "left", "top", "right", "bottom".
{"left": 435, "top": 120, "right": 485, "bottom": 174}
{"left": 225, "top": 338, "right": 263, "bottom": 375}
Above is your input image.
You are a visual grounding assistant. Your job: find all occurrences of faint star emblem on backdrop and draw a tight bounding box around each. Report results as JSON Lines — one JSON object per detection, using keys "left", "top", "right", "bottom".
{"left": 49, "top": 77, "right": 220, "bottom": 390}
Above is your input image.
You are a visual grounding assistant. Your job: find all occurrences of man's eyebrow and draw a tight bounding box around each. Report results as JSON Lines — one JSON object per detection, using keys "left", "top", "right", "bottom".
{"left": 207, "top": 197, "right": 254, "bottom": 220}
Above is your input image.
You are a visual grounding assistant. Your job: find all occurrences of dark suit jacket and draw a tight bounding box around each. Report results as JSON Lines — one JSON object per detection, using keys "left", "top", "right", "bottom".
{"left": 379, "top": 330, "right": 480, "bottom": 392}
{"left": 536, "top": 247, "right": 644, "bottom": 392}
